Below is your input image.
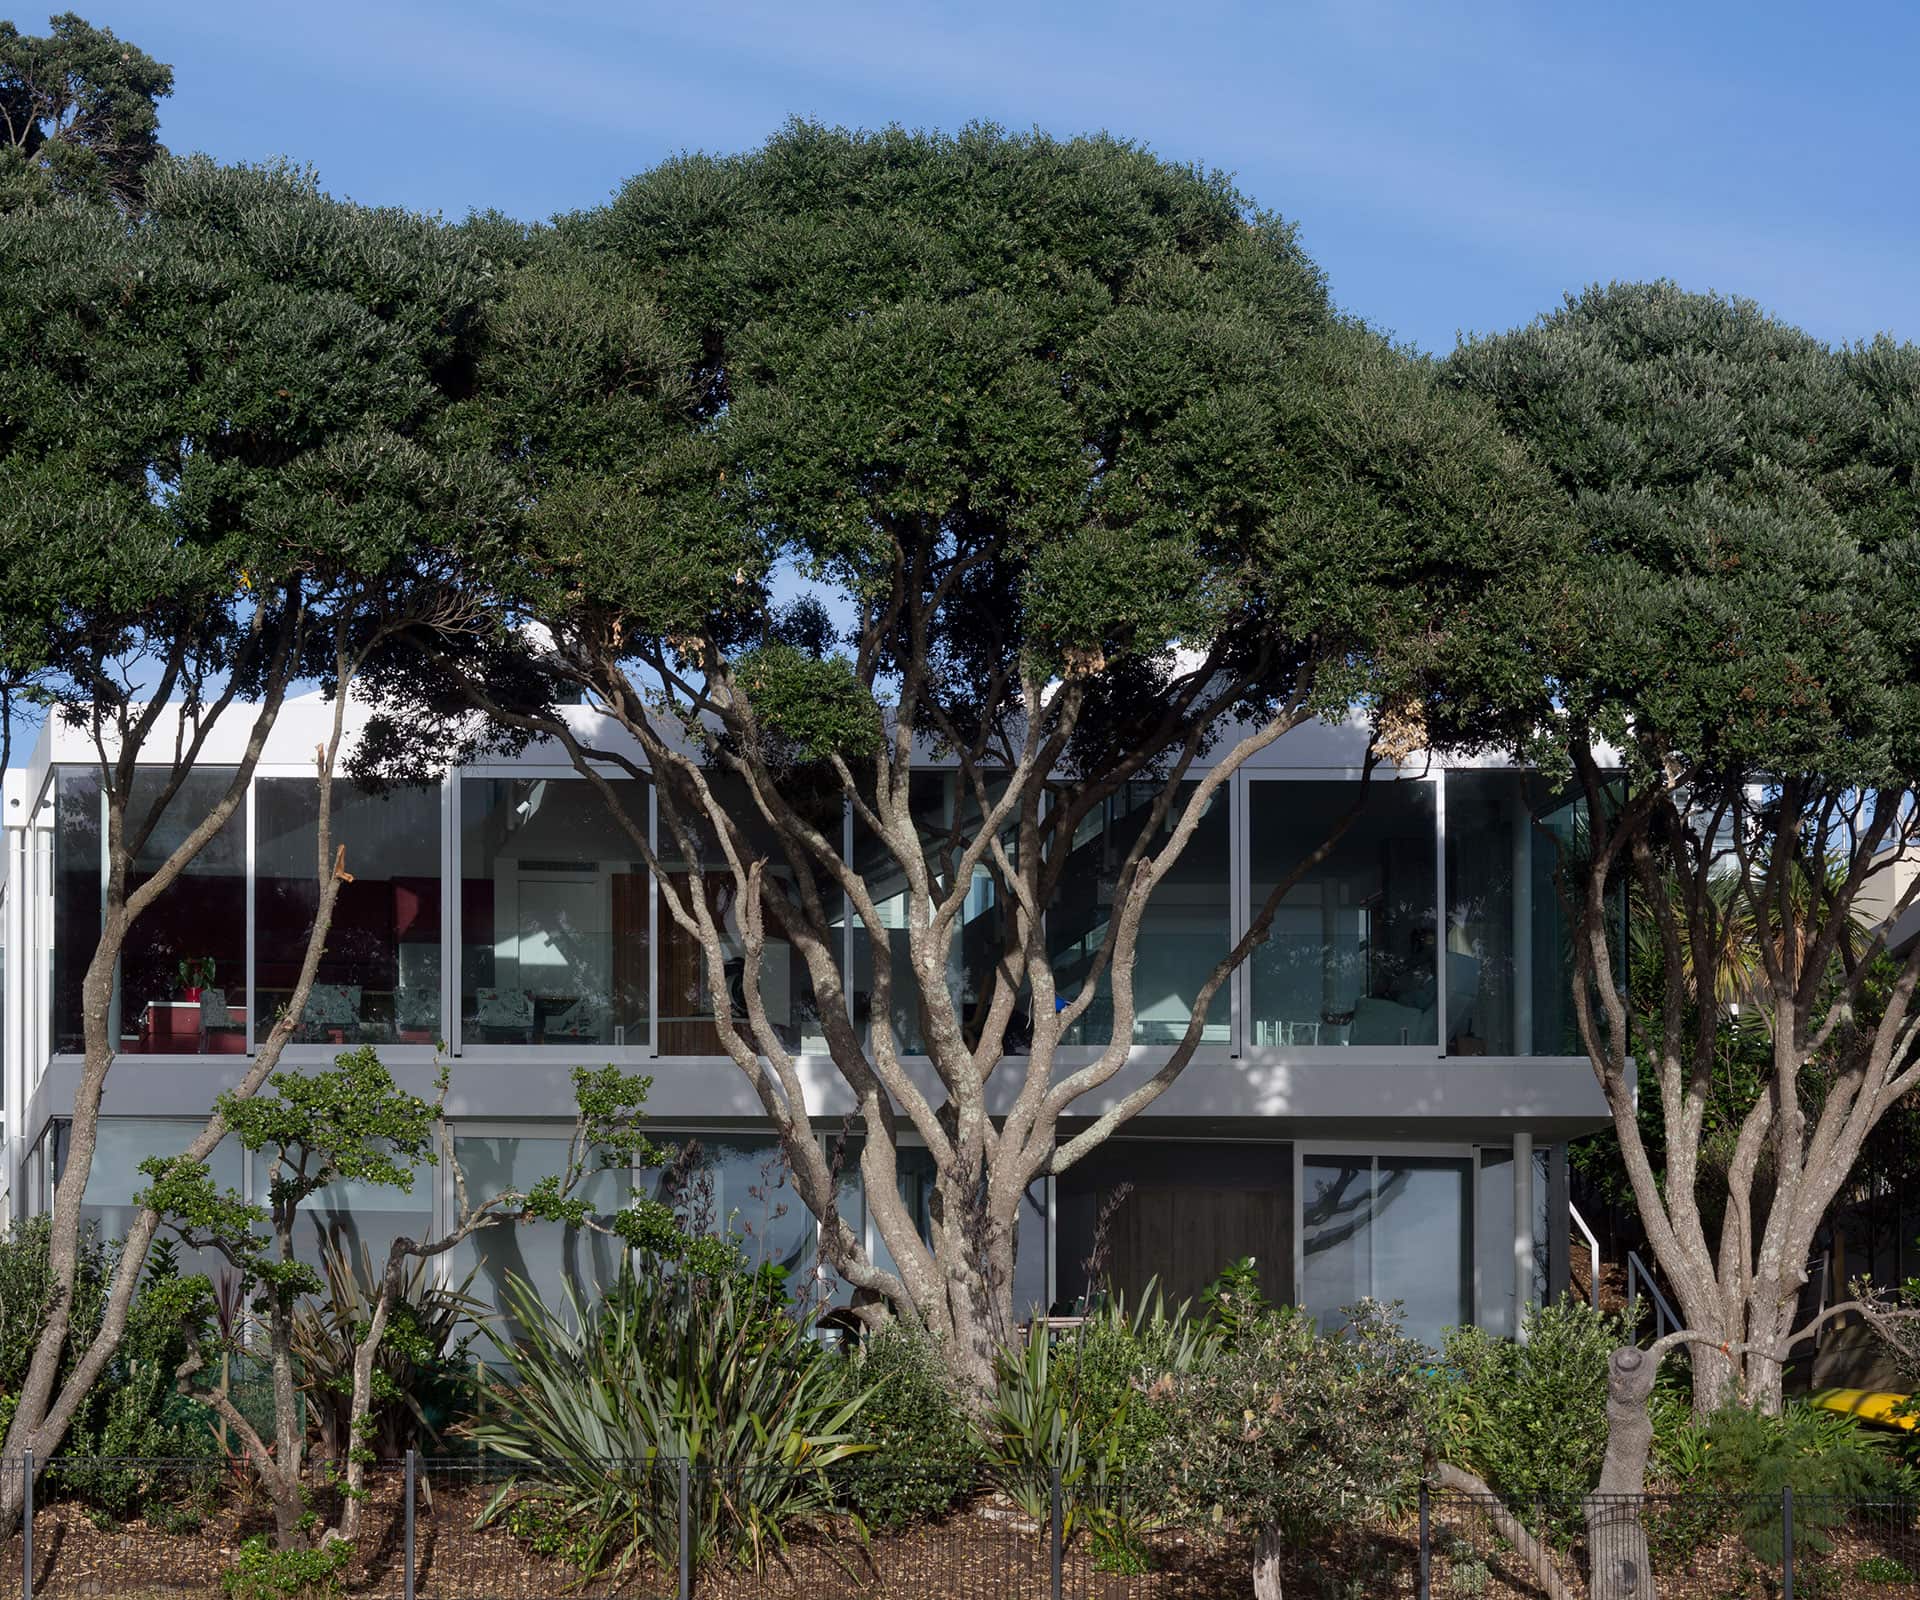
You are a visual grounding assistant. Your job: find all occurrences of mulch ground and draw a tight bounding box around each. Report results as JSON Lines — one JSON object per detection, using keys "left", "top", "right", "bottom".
{"left": 0, "top": 1478, "right": 1912, "bottom": 1599}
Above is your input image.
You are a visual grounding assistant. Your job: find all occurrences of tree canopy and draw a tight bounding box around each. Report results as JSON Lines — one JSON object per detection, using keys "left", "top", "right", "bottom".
{"left": 0, "top": 12, "right": 171, "bottom": 211}
{"left": 362, "top": 122, "right": 1568, "bottom": 1382}
{"left": 0, "top": 149, "right": 517, "bottom": 1509}
{"left": 1448, "top": 283, "right": 1920, "bottom": 1419}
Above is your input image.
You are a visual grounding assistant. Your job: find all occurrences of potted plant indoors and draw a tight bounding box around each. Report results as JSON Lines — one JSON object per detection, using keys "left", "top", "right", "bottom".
{"left": 177, "top": 955, "right": 217, "bottom": 1002}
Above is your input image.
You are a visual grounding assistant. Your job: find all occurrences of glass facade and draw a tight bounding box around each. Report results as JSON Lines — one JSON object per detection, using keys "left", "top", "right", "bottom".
{"left": 1300, "top": 1151, "right": 1475, "bottom": 1348}
{"left": 31, "top": 759, "right": 1598, "bottom": 1067}
{"left": 1249, "top": 779, "right": 1438, "bottom": 1048}
{"left": 1049, "top": 781, "right": 1232, "bottom": 1047}
{"left": 461, "top": 776, "right": 650, "bottom": 1048}
{"left": 255, "top": 779, "right": 442, "bottom": 1046}
{"left": 447, "top": 1133, "right": 629, "bottom": 1347}
{"left": 55, "top": 1117, "right": 245, "bottom": 1281}
{"left": 1444, "top": 770, "right": 1588, "bottom": 1056}
{"left": 655, "top": 776, "right": 830, "bottom": 1056}
{"left": 1475, "top": 1147, "right": 1551, "bottom": 1339}
{"left": 53, "top": 767, "right": 246, "bottom": 1056}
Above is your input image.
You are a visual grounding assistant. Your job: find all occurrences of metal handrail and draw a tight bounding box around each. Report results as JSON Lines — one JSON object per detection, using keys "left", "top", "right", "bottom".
{"left": 1569, "top": 1201, "right": 1602, "bottom": 1310}
{"left": 1627, "top": 1249, "right": 1680, "bottom": 1340}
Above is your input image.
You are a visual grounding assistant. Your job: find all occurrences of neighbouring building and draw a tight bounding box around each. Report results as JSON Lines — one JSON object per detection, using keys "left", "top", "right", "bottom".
{"left": 0, "top": 697, "right": 1613, "bottom": 1347}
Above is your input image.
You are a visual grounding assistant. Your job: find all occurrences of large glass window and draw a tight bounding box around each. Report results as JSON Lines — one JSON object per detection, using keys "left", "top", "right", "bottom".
{"left": 255, "top": 779, "right": 442, "bottom": 1047}
{"left": 1048, "top": 781, "right": 1231, "bottom": 1048}
{"left": 851, "top": 774, "right": 1009, "bottom": 1055}
{"left": 53, "top": 766, "right": 246, "bottom": 1057}
{"left": 656, "top": 776, "right": 830, "bottom": 1056}
{"left": 642, "top": 1133, "right": 817, "bottom": 1285}
{"left": 1250, "top": 779, "right": 1438, "bottom": 1048}
{"left": 460, "top": 777, "right": 649, "bottom": 1048}
{"left": 448, "top": 1132, "right": 628, "bottom": 1345}
{"left": 56, "top": 1117, "right": 244, "bottom": 1282}
{"left": 1445, "top": 771, "right": 1596, "bottom": 1056}
{"left": 293, "top": 1161, "right": 434, "bottom": 1290}
{"left": 1300, "top": 1151, "right": 1472, "bottom": 1348}
{"left": 51, "top": 768, "right": 99, "bottom": 1055}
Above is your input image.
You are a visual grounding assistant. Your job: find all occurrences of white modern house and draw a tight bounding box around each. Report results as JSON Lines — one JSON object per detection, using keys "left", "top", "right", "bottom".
{"left": 0, "top": 696, "right": 1612, "bottom": 1347}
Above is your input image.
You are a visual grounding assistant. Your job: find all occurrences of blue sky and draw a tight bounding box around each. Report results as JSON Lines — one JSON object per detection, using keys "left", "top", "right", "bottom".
{"left": 75, "top": 0, "right": 1920, "bottom": 354}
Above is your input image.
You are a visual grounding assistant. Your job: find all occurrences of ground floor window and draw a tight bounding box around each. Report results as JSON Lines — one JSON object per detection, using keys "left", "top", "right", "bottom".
{"left": 1300, "top": 1151, "right": 1474, "bottom": 1348}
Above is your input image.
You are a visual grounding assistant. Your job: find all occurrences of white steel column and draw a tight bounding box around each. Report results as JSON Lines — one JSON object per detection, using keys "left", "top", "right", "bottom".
{"left": 1513, "top": 1129, "right": 1536, "bottom": 1340}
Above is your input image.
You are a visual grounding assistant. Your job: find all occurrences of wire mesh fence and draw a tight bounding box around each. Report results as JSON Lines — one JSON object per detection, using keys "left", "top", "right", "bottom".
{"left": 0, "top": 1457, "right": 1911, "bottom": 1598}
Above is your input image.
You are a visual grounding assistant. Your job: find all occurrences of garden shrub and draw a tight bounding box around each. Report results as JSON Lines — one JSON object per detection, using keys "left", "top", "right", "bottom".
{"left": 221, "top": 1534, "right": 352, "bottom": 1600}
{"left": 1438, "top": 1295, "right": 1631, "bottom": 1531}
{"left": 1198, "top": 1255, "right": 1271, "bottom": 1347}
{"left": 467, "top": 1260, "right": 871, "bottom": 1577}
{"left": 0, "top": 1222, "right": 214, "bottom": 1517}
{"left": 1692, "top": 1402, "right": 1917, "bottom": 1567}
{"left": 980, "top": 1285, "right": 1215, "bottom": 1515}
{"left": 835, "top": 1324, "right": 979, "bottom": 1527}
{"left": 1143, "top": 1301, "right": 1435, "bottom": 1591}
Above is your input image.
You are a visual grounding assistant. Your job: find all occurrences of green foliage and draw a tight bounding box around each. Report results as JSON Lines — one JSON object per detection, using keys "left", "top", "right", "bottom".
{"left": 142, "top": 1047, "right": 441, "bottom": 1314}
{"left": 0, "top": 13, "right": 172, "bottom": 211}
{"left": 468, "top": 1264, "right": 871, "bottom": 1576}
{"left": 1681, "top": 1403, "right": 1916, "bottom": 1567}
{"left": 1858, "top": 1554, "right": 1918, "bottom": 1584}
{"left": 290, "top": 1237, "right": 482, "bottom": 1459}
{"left": 1438, "top": 1296, "right": 1633, "bottom": 1527}
{"left": 220, "top": 1533, "right": 351, "bottom": 1600}
{"left": 0, "top": 1218, "right": 212, "bottom": 1510}
{"left": 980, "top": 1285, "right": 1216, "bottom": 1528}
{"left": 1144, "top": 1301, "right": 1435, "bottom": 1547}
{"left": 1199, "top": 1256, "right": 1271, "bottom": 1347}
{"left": 835, "top": 1325, "right": 979, "bottom": 1528}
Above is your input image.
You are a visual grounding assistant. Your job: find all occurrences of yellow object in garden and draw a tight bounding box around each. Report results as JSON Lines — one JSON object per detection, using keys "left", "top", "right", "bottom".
{"left": 1809, "top": 1388, "right": 1915, "bottom": 1430}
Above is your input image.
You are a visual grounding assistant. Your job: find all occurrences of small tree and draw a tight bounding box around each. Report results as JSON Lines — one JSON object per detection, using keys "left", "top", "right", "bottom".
{"left": 1144, "top": 1301, "right": 1434, "bottom": 1600}
{"left": 145, "top": 1051, "right": 670, "bottom": 1549}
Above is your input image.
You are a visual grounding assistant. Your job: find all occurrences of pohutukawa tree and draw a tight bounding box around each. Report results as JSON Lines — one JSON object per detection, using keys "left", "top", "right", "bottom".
{"left": 0, "top": 147, "right": 513, "bottom": 1523}
{"left": 0, "top": 11, "right": 172, "bottom": 212}
{"left": 1448, "top": 285, "right": 1920, "bottom": 1597}
{"left": 366, "top": 123, "right": 1565, "bottom": 1389}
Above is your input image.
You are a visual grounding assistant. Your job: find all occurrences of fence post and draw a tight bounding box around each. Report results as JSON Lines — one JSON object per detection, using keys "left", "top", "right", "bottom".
{"left": 1417, "top": 1481, "right": 1431, "bottom": 1600}
{"left": 403, "top": 1450, "right": 416, "bottom": 1600}
{"left": 1781, "top": 1483, "right": 1794, "bottom": 1600}
{"left": 1049, "top": 1465, "right": 1063, "bottom": 1600}
{"left": 677, "top": 1458, "right": 690, "bottom": 1600}
{"left": 21, "top": 1452, "right": 32, "bottom": 1600}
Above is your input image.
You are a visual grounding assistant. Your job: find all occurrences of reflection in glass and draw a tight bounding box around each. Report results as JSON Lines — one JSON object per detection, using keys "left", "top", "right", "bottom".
{"left": 851, "top": 774, "right": 1008, "bottom": 1054}
{"left": 1475, "top": 1147, "right": 1550, "bottom": 1338}
{"left": 461, "top": 778, "right": 650, "bottom": 1048}
{"left": 1301, "top": 1152, "right": 1471, "bottom": 1347}
{"left": 58, "top": 1117, "right": 244, "bottom": 1284}
{"left": 1250, "top": 780, "right": 1438, "bottom": 1048}
{"left": 1048, "top": 781, "right": 1231, "bottom": 1047}
{"left": 294, "top": 1164, "right": 433, "bottom": 1290}
{"left": 449, "top": 1135, "right": 627, "bottom": 1351}
{"left": 645, "top": 1135, "right": 817, "bottom": 1288}
{"left": 1445, "top": 770, "right": 1593, "bottom": 1056}
{"left": 255, "top": 780, "right": 442, "bottom": 1046}
{"left": 54, "top": 766, "right": 246, "bottom": 1056}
